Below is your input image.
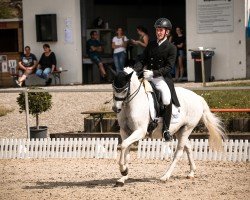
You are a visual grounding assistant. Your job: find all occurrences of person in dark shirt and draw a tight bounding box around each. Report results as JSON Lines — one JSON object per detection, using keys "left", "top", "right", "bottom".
{"left": 134, "top": 18, "right": 180, "bottom": 141}
{"left": 16, "top": 46, "right": 37, "bottom": 87}
{"left": 86, "top": 31, "right": 107, "bottom": 79}
{"left": 173, "top": 26, "right": 186, "bottom": 81}
{"left": 36, "top": 43, "right": 56, "bottom": 86}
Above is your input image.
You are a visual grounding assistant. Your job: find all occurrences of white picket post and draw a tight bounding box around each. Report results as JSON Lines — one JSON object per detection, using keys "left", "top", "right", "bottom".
{"left": 242, "top": 140, "right": 248, "bottom": 162}
{"left": 137, "top": 139, "right": 142, "bottom": 158}
{"left": 81, "top": 138, "right": 87, "bottom": 158}
{"left": 141, "top": 139, "right": 147, "bottom": 159}
{"left": 202, "top": 139, "right": 208, "bottom": 161}
{"left": 55, "top": 139, "right": 60, "bottom": 158}
{"left": 146, "top": 139, "right": 151, "bottom": 159}
{"left": 198, "top": 139, "right": 203, "bottom": 160}
{"left": 59, "top": 138, "right": 65, "bottom": 158}
{"left": 113, "top": 138, "right": 118, "bottom": 159}
{"left": 68, "top": 138, "right": 73, "bottom": 158}
{"left": 193, "top": 139, "right": 199, "bottom": 160}
{"left": 108, "top": 138, "right": 114, "bottom": 159}
{"left": 0, "top": 139, "right": 4, "bottom": 159}
{"left": 4, "top": 139, "right": 9, "bottom": 159}
{"left": 228, "top": 140, "right": 234, "bottom": 161}
{"left": 95, "top": 138, "right": 100, "bottom": 158}
{"left": 237, "top": 140, "right": 243, "bottom": 162}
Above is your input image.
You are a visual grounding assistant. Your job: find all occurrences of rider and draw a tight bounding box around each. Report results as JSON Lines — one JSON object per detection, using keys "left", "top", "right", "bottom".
{"left": 134, "top": 18, "right": 180, "bottom": 141}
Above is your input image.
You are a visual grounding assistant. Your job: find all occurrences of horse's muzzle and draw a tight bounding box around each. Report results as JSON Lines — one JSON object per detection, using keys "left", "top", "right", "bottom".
{"left": 112, "top": 106, "right": 121, "bottom": 113}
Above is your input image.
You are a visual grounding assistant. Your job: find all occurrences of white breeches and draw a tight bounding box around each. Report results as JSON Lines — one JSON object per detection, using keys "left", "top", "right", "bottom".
{"left": 151, "top": 76, "right": 171, "bottom": 105}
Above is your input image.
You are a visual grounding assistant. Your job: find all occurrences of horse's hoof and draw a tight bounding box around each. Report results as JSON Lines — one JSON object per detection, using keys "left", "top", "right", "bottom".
{"left": 160, "top": 176, "right": 168, "bottom": 182}
{"left": 121, "top": 168, "right": 128, "bottom": 176}
{"left": 186, "top": 175, "right": 194, "bottom": 179}
{"left": 114, "top": 181, "right": 124, "bottom": 187}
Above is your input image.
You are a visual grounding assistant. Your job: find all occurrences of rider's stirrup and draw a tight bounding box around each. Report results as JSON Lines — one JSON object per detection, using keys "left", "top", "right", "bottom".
{"left": 163, "top": 130, "right": 172, "bottom": 141}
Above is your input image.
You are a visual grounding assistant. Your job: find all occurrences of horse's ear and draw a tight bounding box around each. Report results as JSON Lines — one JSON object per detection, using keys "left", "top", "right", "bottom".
{"left": 108, "top": 67, "right": 117, "bottom": 76}
{"left": 126, "top": 72, "right": 133, "bottom": 81}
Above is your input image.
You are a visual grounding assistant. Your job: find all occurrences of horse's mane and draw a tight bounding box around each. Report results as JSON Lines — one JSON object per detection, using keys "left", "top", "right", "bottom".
{"left": 123, "top": 67, "right": 134, "bottom": 74}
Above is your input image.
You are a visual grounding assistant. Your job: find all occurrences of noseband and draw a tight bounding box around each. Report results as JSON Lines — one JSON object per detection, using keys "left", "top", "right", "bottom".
{"left": 112, "top": 78, "right": 143, "bottom": 106}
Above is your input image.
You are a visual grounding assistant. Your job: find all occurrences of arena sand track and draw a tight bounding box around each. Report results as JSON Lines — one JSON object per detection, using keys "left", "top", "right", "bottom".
{"left": 0, "top": 152, "right": 249, "bottom": 200}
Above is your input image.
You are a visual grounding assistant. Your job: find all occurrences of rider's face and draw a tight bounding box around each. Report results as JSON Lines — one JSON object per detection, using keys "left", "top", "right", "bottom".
{"left": 155, "top": 28, "right": 168, "bottom": 41}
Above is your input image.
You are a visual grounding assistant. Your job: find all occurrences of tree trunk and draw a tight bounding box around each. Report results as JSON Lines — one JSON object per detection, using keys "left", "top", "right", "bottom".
{"left": 36, "top": 114, "right": 39, "bottom": 129}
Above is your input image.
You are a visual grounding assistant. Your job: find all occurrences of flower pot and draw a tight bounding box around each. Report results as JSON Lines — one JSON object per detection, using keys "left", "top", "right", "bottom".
{"left": 30, "top": 126, "right": 48, "bottom": 138}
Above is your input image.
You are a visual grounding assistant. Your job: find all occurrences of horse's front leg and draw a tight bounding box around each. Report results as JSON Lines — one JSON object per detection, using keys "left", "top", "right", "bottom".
{"left": 116, "top": 128, "right": 146, "bottom": 186}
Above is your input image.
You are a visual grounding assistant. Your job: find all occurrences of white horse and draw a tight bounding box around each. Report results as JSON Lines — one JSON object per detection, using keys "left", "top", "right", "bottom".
{"left": 111, "top": 67, "right": 226, "bottom": 186}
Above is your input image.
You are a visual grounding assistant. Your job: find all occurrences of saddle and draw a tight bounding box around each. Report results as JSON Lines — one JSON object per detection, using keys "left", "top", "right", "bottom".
{"left": 148, "top": 82, "right": 164, "bottom": 117}
{"left": 142, "top": 80, "right": 165, "bottom": 134}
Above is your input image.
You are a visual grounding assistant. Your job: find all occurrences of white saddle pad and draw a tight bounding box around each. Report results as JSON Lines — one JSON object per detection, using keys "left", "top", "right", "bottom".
{"left": 147, "top": 93, "right": 180, "bottom": 124}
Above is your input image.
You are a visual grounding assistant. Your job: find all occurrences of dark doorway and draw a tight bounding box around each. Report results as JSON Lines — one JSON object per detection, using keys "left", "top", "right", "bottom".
{"left": 81, "top": 0, "right": 186, "bottom": 83}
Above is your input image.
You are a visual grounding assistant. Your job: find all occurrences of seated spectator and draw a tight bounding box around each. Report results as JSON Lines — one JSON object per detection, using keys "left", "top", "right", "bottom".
{"left": 86, "top": 30, "right": 107, "bottom": 80}
{"left": 16, "top": 46, "right": 37, "bottom": 87}
{"left": 36, "top": 44, "right": 56, "bottom": 86}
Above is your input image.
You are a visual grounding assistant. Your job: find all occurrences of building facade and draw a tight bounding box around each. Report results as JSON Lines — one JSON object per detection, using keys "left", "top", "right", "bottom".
{"left": 1, "top": 0, "right": 249, "bottom": 86}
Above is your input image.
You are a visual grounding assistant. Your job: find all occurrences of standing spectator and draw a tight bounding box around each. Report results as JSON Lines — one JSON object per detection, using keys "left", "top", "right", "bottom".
{"left": 86, "top": 30, "right": 107, "bottom": 80}
{"left": 36, "top": 44, "right": 56, "bottom": 86}
{"left": 131, "top": 25, "right": 149, "bottom": 62}
{"left": 112, "top": 27, "right": 129, "bottom": 72}
{"left": 173, "top": 26, "right": 186, "bottom": 81}
{"left": 16, "top": 46, "right": 37, "bottom": 87}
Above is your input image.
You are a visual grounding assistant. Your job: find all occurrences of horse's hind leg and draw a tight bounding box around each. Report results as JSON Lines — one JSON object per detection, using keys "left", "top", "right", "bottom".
{"left": 160, "top": 126, "right": 193, "bottom": 181}
{"left": 184, "top": 139, "right": 196, "bottom": 179}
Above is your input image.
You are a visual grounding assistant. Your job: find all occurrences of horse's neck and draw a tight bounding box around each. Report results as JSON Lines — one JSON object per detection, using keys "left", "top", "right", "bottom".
{"left": 128, "top": 79, "right": 148, "bottom": 106}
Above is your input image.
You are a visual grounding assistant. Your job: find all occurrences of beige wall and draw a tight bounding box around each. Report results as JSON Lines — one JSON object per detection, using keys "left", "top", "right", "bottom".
{"left": 22, "top": 0, "right": 82, "bottom": 84}
{"left": 186, "top": 0, "right": 247, "bottom": 81}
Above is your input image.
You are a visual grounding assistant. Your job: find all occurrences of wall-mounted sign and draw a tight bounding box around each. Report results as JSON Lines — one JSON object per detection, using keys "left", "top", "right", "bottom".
{"left": 64, "top": 17, "right": 73, "bottom": 43}
{"left": 197, "top": 0, "right": 234, "bottom": 34}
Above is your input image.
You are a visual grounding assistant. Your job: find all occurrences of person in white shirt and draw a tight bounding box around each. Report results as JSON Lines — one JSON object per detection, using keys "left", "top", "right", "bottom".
{"left": 112, "top": 27, "right": 129, "bottom": 72}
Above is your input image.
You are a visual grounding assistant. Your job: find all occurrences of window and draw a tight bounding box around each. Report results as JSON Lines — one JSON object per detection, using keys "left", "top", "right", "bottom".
{"left": 0, "top": 29, "right": 18, "bottom": 52}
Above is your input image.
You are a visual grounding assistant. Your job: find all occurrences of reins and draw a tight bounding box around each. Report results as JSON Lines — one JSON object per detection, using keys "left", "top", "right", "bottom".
{"left": 112, "top": 77, "right": 144, "bottom": 106}
{"left": 123, "top": 78, "right": 144, "bottom": 105}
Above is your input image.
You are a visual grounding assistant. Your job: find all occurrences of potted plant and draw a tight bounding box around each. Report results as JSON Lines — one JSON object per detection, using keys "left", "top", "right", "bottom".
{"left": 17, "top": 87, "right": 52, "bottom": 138}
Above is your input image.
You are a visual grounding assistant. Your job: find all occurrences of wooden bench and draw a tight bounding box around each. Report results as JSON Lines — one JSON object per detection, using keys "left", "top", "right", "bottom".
{"left": 51, "top": 69, "right": 68, "bottom": 85}
{"left": 11, "top": 68, "right": 68, "bottom": 86}
{"left": 82, "top": 57, "right": 114, "bottom": 84}
{"left": 81, "top": 110, "right": 115, "bottom": 133}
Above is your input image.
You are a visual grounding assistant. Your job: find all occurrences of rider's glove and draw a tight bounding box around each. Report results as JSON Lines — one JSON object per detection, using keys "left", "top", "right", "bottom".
{"left": 143, "top": 70, "right": 153, "bottom": 80}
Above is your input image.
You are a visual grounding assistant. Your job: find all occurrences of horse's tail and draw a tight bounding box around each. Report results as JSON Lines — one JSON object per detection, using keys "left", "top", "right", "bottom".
{"left": 201, "top": 97, "right": 227, "bottom": 151}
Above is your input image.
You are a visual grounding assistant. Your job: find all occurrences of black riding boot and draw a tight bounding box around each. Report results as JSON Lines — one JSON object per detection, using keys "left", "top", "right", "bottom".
{"left": 162, "top": 103, "right": 172, "bottom": 141}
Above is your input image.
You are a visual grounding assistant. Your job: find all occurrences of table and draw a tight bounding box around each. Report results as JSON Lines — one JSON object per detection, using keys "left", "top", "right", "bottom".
{"left": 81, "top": 110, "right": 115, "bottom": 133}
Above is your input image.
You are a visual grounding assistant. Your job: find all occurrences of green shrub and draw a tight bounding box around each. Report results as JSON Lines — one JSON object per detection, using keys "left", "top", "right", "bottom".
{"left": 16, "top": 87, "right": 52, "bottom": 129}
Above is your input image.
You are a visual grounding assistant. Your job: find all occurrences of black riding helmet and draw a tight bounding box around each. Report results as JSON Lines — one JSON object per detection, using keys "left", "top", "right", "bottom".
{"left": 154, "top": 18, "right": 172, "bottom": 30}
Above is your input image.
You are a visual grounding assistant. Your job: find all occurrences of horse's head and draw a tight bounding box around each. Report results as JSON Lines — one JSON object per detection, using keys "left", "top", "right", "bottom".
{"left": 111, "top": 68, "right": 134, "bottom": 113}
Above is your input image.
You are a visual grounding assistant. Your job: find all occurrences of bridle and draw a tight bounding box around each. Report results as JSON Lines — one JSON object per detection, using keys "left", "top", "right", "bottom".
{"left": 112, "top": 78, "right": 144, "bottom": 106}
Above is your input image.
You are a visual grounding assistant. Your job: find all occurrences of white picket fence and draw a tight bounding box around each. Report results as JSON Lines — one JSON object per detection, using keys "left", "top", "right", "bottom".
{"left": 137, "top": 139, "right": 250, "bottom": 162}
{"left": 0, "top": 138, "right": 118, "bottom": 159}
{"left": 1, "top": 138, "right": 249, "bottom": 162}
